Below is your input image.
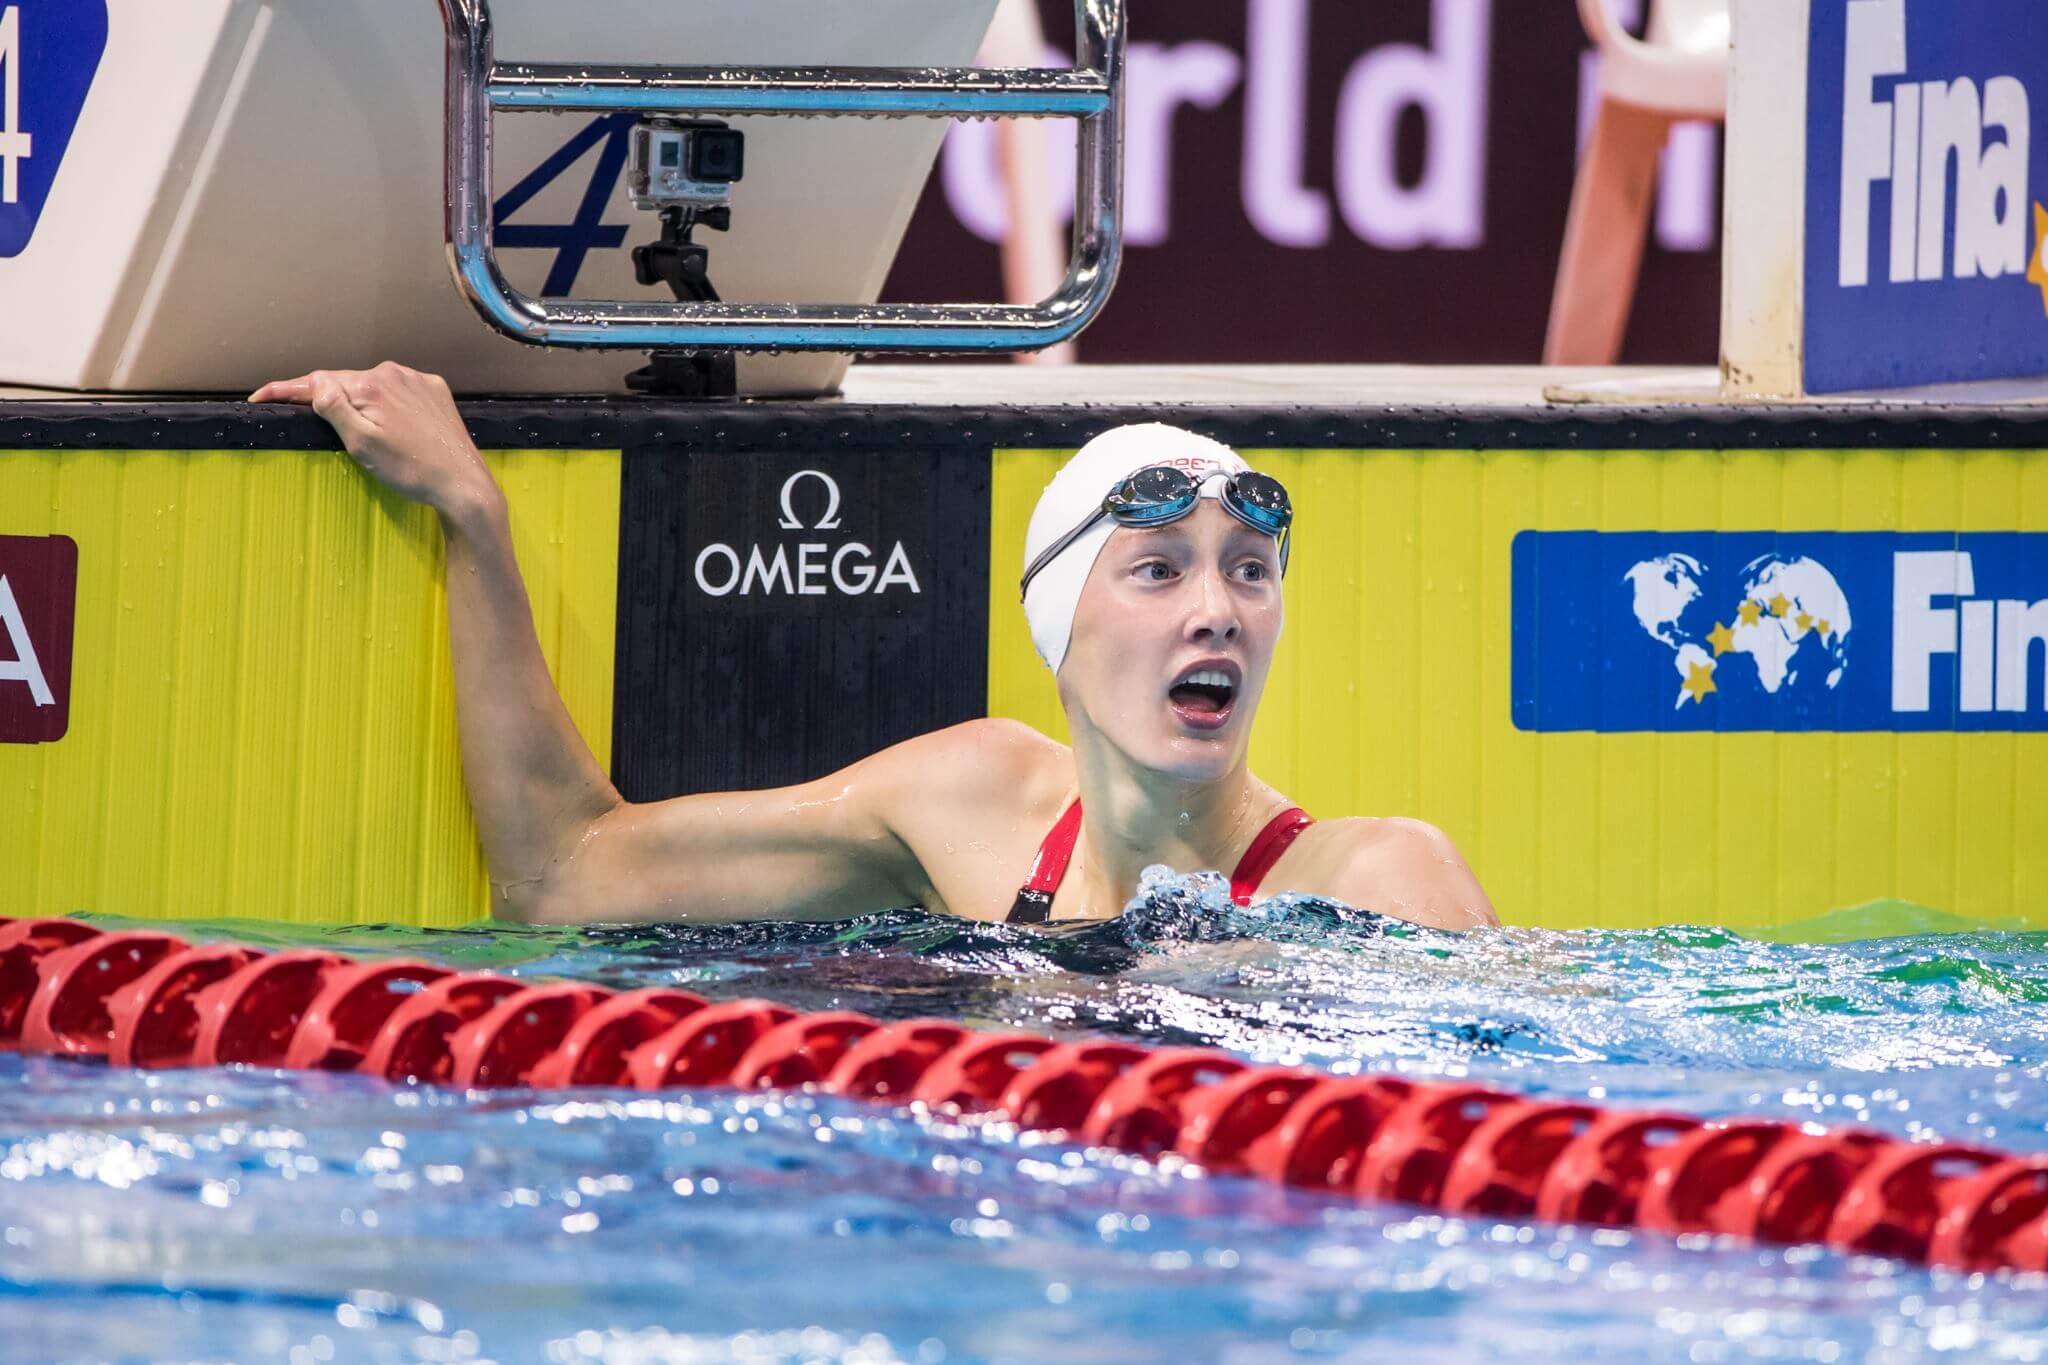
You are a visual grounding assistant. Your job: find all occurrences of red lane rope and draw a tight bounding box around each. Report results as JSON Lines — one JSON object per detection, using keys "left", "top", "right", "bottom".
{"left": 0, "top": 917, "right": 2041, "bottom": 1273}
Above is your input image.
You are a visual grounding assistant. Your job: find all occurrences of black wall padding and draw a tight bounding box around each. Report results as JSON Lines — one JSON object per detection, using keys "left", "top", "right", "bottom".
{"left": 12, "top": 400, "right": 2048, "bottom": 454}
{"left": 611, "top": 445, "right": 993, "bottom": 800}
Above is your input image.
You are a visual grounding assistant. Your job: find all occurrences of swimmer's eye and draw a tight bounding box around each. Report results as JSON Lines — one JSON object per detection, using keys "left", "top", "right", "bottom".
{"left": 1133, "top": 560, "right": 1174, "bottom": 582}
{"left": 1236, "top": 559, "right": 1272, "bottom": 583}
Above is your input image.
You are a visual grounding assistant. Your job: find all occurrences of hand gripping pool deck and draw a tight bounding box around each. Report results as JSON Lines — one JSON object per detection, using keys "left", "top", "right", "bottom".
{"left": 1, "top": 915, "right": 2044, "bottom": 1276}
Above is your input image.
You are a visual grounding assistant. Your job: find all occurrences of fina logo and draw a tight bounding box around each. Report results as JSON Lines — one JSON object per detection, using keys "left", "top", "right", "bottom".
{"left": 1512, "top": 530, "right": 2048, "bottom": 733}
{"left": 1623, "top": 552, "right": 1853, "bottom": 710}
{"left": 693, "top": 469, "right": 922, "bottom": 600}
{"left": 1624, "top": 549, "right": 2048, "bottom": 714}
{"left": 1836, "top": 0, "right": 2040, "bottom": 291}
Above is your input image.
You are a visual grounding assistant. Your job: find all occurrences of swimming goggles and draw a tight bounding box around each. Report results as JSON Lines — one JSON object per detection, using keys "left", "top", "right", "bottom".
{"left": 1020, "top": 463, "right": 1293, "bottom": 602}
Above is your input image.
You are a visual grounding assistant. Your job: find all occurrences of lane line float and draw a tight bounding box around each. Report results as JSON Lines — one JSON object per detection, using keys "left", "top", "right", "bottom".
{"left": 0, "top": 917, "right": 2041, "bottom": 1275}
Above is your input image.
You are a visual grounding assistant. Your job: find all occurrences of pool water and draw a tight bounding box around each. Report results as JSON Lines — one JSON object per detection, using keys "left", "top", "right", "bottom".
{"left": 3, "top": 873, "right": 2045, "bottom": 1363}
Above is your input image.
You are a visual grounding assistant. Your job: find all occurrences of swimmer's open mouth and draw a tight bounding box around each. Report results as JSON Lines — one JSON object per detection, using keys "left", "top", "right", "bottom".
{"left": 1168, "top": 662, "right": 1240, "bottom": 731}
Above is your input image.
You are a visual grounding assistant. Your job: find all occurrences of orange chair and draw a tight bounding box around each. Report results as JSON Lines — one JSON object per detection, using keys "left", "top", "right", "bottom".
{"left": 1544, "top": 0, "right": 1729, "bottom": 365}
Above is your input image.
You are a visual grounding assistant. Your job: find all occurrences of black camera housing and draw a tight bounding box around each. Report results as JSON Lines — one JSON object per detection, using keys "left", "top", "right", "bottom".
{"left": 688, "top": 127, "right": 746, "bottom": 184}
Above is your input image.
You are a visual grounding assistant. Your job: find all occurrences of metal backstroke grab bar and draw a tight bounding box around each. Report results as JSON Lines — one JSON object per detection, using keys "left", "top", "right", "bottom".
{"left": 434, "top": 0, "right": 1126, "bottom": 353}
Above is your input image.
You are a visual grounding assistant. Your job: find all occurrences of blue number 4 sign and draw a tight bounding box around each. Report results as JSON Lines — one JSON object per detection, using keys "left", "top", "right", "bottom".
{"left": 0, "top": 1, "right": 109, "bottom": 259}
{"left": 492, "top": 112, "right": 635, "bottom": 297}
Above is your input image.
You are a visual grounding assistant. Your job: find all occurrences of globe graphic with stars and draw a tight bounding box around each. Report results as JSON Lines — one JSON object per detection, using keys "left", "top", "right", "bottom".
{"left": 1622, "top": 552, "right": 1853, "bottom": 709}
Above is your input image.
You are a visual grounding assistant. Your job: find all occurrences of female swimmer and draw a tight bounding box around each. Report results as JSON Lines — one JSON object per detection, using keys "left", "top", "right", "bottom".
{"left": 251, "top": 363, "right": 1497, "bottom": 931}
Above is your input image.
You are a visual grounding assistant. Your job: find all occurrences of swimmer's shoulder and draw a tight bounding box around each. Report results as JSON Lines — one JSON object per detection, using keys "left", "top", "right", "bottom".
{"left": 854, "top": 720, "right": 1074, "bottom": 919}
{"left": 1277, "top": 816, "right": 1499, "bottom": 931}
{"left": 861, "top": 718, "right": 1073, "bottom": 820}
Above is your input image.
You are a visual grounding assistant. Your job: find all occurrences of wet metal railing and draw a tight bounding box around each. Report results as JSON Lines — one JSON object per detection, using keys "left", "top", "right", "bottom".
{"left": 434, "top": 0, "right": 1126, "bottom": 353}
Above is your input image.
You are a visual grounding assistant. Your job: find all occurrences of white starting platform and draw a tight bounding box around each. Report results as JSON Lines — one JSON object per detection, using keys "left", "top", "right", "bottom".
{"left": 0, "top": 0, "right": 1004, "bottom": 396}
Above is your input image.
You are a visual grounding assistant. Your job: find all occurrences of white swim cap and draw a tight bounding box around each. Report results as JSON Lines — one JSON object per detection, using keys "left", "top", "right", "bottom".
{"left": 1022, "top": 423, "right": 1250, "bottom": 674}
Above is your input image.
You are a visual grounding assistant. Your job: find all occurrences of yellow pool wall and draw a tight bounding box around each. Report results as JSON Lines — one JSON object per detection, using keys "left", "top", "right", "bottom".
{"left": 0, "top": 448, "right": 619, "bottom": 929}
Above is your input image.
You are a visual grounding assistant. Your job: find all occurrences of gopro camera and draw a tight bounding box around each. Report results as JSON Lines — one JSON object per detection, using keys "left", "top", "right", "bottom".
{"left": 627, "top": 119, "right": 746, "bottom": 211}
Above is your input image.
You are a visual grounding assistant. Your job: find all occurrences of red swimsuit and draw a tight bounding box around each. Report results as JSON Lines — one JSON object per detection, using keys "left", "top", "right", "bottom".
{"left": 1006, "top": 802, "right": 1315, "bottom": 924}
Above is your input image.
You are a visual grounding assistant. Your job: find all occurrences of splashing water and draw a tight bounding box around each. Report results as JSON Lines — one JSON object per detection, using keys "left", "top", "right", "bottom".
{"left": 2, "top": 873, "right": 2044, "bottom": 1362}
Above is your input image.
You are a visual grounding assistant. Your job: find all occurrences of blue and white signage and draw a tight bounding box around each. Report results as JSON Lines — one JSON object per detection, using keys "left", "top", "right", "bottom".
{"left": 1511, "top": 532, "right": 2048, "bottom": 732}
{"left": 1804, "top": 0, "right": 2048, "bottom": 392}
{"left": 0, "top": 0, "right": 107, "bottom": 259}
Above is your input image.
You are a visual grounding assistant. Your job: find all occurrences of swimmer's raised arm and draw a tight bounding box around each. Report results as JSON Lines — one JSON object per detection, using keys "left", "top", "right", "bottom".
{"left": 251, "top": 364, "right": 625, "bottom": 917}
{"left": 251, "top": 363, "right": 932, "bottom": 925}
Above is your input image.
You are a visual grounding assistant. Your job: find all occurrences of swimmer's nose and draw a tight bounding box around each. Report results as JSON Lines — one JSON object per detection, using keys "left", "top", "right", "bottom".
{"left": 1184, "top": 565, "right": 1240, "bottom": 644}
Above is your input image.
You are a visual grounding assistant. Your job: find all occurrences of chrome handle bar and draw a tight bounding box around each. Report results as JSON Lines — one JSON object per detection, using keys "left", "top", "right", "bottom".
{"left": 435, "top": 0, "right": 1126, "bottom": 353}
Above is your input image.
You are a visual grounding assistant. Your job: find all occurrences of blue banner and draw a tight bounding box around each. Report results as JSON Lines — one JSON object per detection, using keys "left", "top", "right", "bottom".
{"left": 1804, "top": 0, "right": 2048, "bottom": 392}
{"left": 1511, "top": 532, "right": 2048, "bottom": 732}
{"left": 0, "top": 0, "right": 107, "bottom": 259}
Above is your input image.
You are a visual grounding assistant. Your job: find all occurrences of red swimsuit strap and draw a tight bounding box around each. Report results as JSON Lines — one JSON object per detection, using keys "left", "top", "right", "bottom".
{"left": 1006, "top": 800, "right": 1084, "bottom": 924}
{"left": 1007, "top": 802, "right": 1313, "bottom": 923}
{"left": 1228, "top": 807, "right": 1313, "bottom": 907}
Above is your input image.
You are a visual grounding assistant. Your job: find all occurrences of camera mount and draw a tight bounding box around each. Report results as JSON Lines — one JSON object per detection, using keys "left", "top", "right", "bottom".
{"left": 626, "top": 202, "right": 737, "bottom": 397}
{"left": 624, "top": 118, "right": 745, "bottom": 396}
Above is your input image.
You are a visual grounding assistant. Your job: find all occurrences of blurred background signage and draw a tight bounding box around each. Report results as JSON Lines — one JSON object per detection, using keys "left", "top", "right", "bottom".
{"left": 886, "top": 0, "right": 1724, "bottom": 365}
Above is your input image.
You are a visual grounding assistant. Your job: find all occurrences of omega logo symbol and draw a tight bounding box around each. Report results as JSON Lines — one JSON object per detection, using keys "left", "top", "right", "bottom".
{"left": 776, "top": 470, "right": 843, "bottom": 532}
{"left": 694, "top": 468, "right": 922, "bottom": 600}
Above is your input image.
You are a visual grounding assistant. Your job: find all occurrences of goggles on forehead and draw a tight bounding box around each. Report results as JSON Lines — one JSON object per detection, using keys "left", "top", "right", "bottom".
{"left": 1020, "top": 464, "right": 1294, "bottom": 602}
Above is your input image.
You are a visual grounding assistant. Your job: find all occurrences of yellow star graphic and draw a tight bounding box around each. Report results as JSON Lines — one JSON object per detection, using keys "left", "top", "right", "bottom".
{"left": 1708, "top": 622, "right": 1735, "bottom": 655}
{"left": 1738, "top": 599, "right": 1763, "bottom": 626}
{"left": 1681, "top": 660, "right": 1718, "bottom": 704}
{"left": 2028, "top": 202, "right": 2048, "bottom": 319}
{"left": 1795, "top": 611, "right": 1813, "bottom": 631}
{"left": 1817, "top": 618, "right": 1832, "bottom": 639}
{"left": 1768, "top": 593, "right": 1792, "bottom": 618}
